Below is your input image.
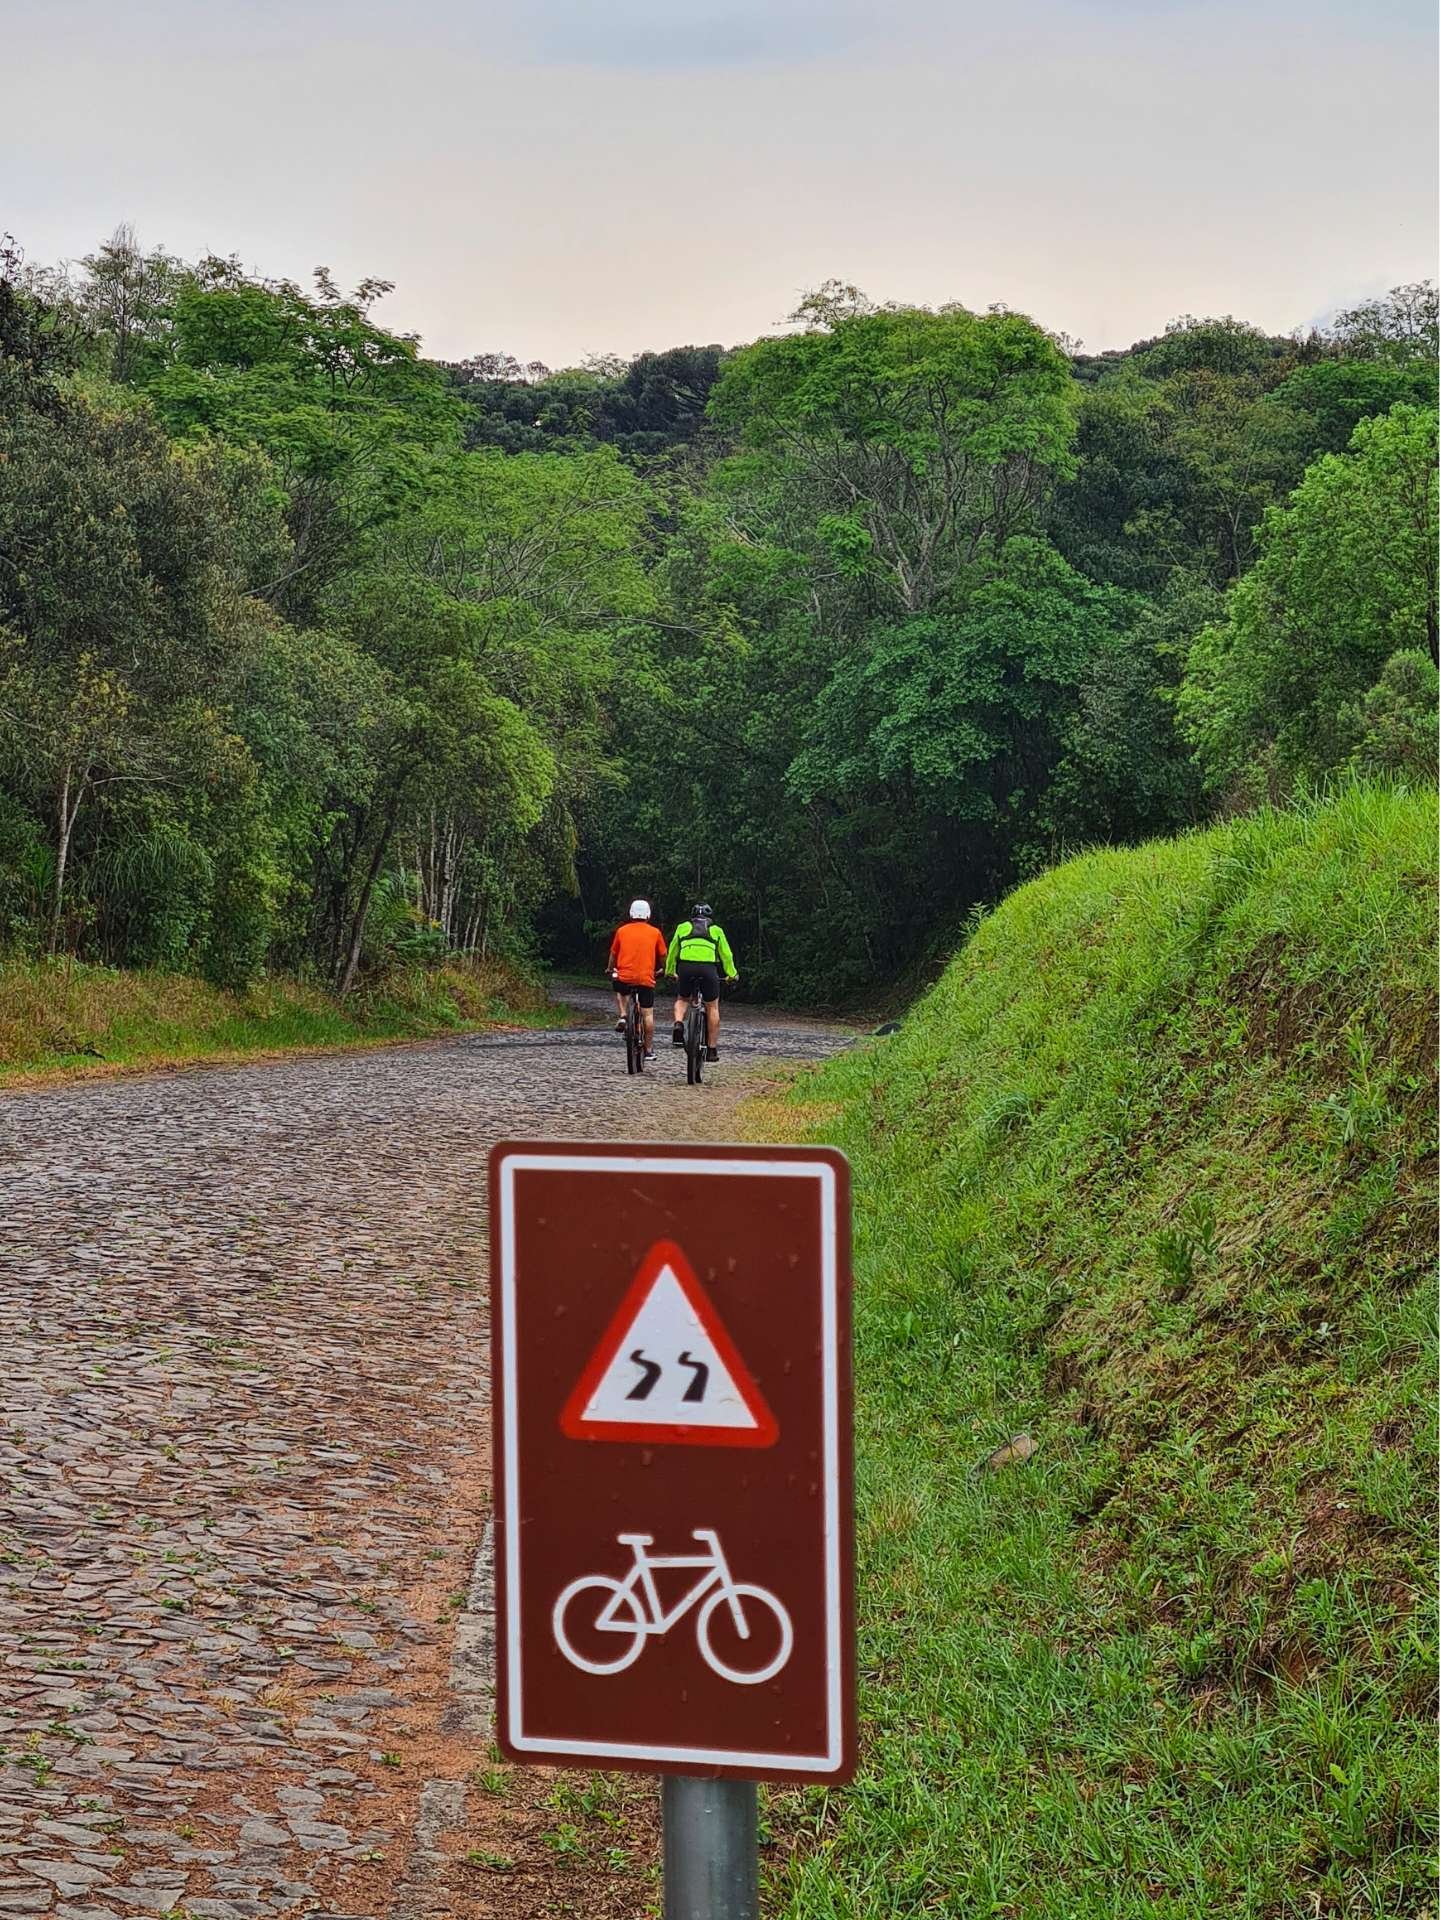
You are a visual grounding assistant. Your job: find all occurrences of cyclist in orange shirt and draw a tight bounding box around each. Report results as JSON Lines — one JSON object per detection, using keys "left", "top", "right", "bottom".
{"left": 607, "top": 900, "right": 668, "bottom": 1060}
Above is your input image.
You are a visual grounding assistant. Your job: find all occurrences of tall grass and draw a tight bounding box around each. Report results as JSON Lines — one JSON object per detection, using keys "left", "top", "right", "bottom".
{"left": 0, "top": 956, "right": 559, "bottom": 1084}
{"left": 756, "top": 783, "right": 1437, "bottom": 1917}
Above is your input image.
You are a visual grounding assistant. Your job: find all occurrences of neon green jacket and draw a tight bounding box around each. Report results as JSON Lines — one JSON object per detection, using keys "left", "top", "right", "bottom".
{"left": 664, "top": 920, "right": 737, "bottom": 981}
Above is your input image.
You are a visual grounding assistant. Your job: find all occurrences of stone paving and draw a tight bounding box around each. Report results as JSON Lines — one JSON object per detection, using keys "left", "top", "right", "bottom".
{"left": 0, "top": 1000, "right": 851, "bottom": 1919}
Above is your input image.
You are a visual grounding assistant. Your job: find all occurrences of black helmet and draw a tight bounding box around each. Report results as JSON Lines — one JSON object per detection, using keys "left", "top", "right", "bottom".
{"left": 692, "top": 902, "right": 713, "bottom": 919}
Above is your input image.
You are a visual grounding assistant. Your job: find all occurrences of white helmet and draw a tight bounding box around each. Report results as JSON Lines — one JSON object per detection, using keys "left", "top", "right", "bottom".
{"left": 629, "top": 899, "right": 651, "bottom": 920}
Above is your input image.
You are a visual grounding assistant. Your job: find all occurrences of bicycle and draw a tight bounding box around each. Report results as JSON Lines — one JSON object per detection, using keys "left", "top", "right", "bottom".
{"left": 552, "top": 1528, "right": 793, "bottom": 1685}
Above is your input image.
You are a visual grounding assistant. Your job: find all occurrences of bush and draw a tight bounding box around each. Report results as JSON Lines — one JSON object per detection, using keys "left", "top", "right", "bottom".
{"left": 1344, "top": 648, "right": 1439, "bottom": 780}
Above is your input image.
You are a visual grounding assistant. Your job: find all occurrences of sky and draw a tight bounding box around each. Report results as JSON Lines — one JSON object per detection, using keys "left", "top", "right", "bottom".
{"left": 4, "top": 0, "right": 1436, "bottom": 366}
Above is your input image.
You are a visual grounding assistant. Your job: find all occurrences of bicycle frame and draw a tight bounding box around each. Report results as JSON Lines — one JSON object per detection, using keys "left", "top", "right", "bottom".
{"left": 599, "top": 1529, "right": 750, "bottom": 1639}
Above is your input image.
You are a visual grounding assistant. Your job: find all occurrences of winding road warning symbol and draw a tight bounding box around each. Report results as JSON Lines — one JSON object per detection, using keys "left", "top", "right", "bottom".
{"left": 559, "top": 1239, "right": 779, "bottom": 1447}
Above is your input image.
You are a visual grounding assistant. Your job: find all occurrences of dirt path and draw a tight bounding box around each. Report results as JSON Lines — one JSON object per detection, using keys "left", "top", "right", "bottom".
{"left": 0, "top": 995, "right": 851, "bottom": 1920}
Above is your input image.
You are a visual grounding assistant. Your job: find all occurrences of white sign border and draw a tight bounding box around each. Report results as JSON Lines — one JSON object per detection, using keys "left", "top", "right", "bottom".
{"left": 497, "top": 1149, "right": 844, "bottom": 1774}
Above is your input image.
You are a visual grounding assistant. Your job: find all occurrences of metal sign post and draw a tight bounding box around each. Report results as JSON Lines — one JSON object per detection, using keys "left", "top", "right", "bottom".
{"left": 488, "top": 1139, "right": 855, "bottom": 1911}
{"left": 662, "top": 1776, "right": 758, "bottom": 1920}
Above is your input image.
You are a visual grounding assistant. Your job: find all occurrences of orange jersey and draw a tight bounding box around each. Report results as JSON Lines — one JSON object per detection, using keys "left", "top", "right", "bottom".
{"left": 608, "top": 920, "right": 668, "bottom": 987}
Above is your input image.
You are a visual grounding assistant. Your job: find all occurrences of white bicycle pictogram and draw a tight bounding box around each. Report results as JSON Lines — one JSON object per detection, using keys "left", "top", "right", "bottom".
{"left": 552, "top": 1529, "right": 793, "bottom": 1685}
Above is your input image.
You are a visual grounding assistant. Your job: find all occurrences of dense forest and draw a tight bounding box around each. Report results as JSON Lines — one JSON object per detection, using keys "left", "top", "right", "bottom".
{"left": 1, "top": 232, "right": 1434, "bottom": 1001}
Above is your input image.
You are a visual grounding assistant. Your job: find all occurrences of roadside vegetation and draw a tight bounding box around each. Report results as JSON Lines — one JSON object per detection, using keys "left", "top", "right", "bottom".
{"left": 0, "top": 956, "right": 555, "bottom": 1086}
{"left": 751, "top": 782, "right": 1436, "bottom": 1917}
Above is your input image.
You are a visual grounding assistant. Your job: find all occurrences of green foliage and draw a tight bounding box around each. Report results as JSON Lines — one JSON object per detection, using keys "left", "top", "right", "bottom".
{"left": 763, "top": 783, "right": 1436, "bottom": 1914}
{"left": 1272, "top": 358, "right": 1438, "bottom": 457}
{"left": 90, "top": 825, "right": 214, "bottom": 969}
{"left": 1053, "top": 322, "right": 1306, "bottom": 590}
{"left": 0, "top": 791, "right": 49, "bottom": 946}
{"left": 579, "top": 285, "right": 1435, "bottom": 997}
{"left": 142, "top": 261, "right": 461, "bottom": 623}
{"left": 0, "top": 356, "right": 288, "bottom": 964}
{"left": 1180, "top": 406, "right": 1438, "bottom": 789}
{"left": 711, "top": 302, "right": 1079, "bottom": 615}
{"left": 794, "top": 540, "right": 1128, "bottom": 810}
{"left": 2, "top": 236, "right": 1435, "bottom": 1006}
{"left": 1326, "top": 281, "right": 1439, "bottom": 364}
{"left": 0, "top": 236, "right": 654, "bottom": 996}
{"left": 1342, "top": 649, "right": 1440, "bottom": 781}
{"left": 583, "top": 301, "right": 1191, "bottom": 993}
{"left": 1056, "top": 288, "right": 1437, "bottom": 600}
{"left": 1044, "top": 570, "right": 1219, "bottom": 843}
{"left": 453, "top": 343, "right": 725, "bottom": 459}
{"left": 1134, "top": 312, "right": 1293, "bottom": 379}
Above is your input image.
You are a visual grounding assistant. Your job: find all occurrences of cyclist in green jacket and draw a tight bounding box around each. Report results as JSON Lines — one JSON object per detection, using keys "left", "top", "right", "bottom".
{"left": 665, "top": 903, "right": 738, "bottom": 1061}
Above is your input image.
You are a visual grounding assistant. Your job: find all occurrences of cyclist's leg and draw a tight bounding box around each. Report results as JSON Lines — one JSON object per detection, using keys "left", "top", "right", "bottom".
{"left": 700, "top": 968, "right": 721, "bottom": 1048}
{"left": 671, "top": 971, "right": 688, "bottom": 1043}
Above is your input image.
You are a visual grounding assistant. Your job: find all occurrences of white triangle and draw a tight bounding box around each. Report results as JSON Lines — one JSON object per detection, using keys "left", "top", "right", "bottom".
{"left": 580, "top": 1266, "right": 758, "bottom": 1429}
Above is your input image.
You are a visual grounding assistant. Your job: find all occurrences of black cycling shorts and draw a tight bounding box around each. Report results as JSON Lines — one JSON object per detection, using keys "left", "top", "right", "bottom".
{"left": 616, "top": 980, "right": 656, "bottom": 1008}
{"left": 673, "top": 962, "right": 722, "bottom": 1003}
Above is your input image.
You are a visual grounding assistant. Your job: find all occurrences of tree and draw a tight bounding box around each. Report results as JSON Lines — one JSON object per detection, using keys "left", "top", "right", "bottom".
{"left": 140, "top": 264, "right": 463, "bottom": 621}
{"left": 0, "top": 234, "right": 84, "bottom": 383}
{"left": 1179, "top": 406, "right": 1438, "bottom": 788}
{"left": 7, "top": 228, "right": 1432, "bottom": 1004}
{"left": 1051, "top": 318, "right": 1310, "bottom": 590}
{"left": 710, "top": 303, "right": 1079, "bottom": 618}
{"left": 318, "top": 446, "right": 651, "bottom": 989}
{"left": 776, "top": 539, "right": 1134, "bottom": 978}
{"left": 0, "top": 381, "right": 279, "bottom": 951}
{"left": 1326, "top": 281, "right": 1438, "bottom": 363}
{"left": 74, "top": 224, "right": 186, "bottom": 383}
{"left": 1046, "top": 570, "right": 1219, "bottom": 843}
{"left": 1130, "top": 314, "right": 1293, "bottom": 380}
{"left": 317, "top": 586, "right": 555, "bottom": 994}
{"left": 0, "top": 639, "right": 141, "bottom": 953}
{"left": 1269, "top": 358, "right": 1438, "bottom": 457}
{"left": 453, "top": 345, "right": 724, "bottom": 460}
{"left": 786, "top": 280, "right": 880, "bottom": 330}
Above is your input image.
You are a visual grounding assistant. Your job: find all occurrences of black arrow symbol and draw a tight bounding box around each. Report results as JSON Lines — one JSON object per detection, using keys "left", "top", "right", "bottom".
{"left": 678, "top": 1350, "right": 709, "bottom": 1403}
{"left": 625, "top": 1348, "right": 662, "bottom": 1401}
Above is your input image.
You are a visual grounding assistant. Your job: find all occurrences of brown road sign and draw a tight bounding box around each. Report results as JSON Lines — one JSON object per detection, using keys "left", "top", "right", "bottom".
{"left": 489, "top": 1140, "right": 854, "bottom": 1783}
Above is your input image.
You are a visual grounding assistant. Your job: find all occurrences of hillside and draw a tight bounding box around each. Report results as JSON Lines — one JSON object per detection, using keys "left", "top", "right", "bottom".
{"left": 755, "top": 783, "right": 1436, "bottom": 1916}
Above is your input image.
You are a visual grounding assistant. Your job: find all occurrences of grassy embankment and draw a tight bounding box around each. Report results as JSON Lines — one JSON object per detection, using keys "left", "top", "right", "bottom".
{"left": 0, "top": 957, "right": 562, "bottom": 1087}
{"left": 749, "top": 783, "right": 1436, "bottom": 1918}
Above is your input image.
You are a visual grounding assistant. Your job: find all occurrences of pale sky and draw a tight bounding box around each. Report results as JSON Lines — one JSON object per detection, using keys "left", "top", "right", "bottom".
{"left": 5, "top": 0, "right": 1436, "bottom": 366}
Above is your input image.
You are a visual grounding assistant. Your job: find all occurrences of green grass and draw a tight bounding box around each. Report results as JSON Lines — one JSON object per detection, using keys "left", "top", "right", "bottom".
{"left": 753, "top": 782, "right": 1437, "bottom": 1918}
{"left": 0, "top": 956, "right": 563, "bottom": 1083}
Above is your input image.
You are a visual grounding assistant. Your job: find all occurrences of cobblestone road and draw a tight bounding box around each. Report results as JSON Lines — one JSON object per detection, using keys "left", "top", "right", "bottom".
{"left": 0, "top": 998, "right": 851, "bottom": 1920}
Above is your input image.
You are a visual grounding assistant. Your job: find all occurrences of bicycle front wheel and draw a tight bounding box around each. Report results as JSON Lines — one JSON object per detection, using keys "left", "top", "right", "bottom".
{"left": 553, "top": 1576, "right": 646, "bottom": 1675}
{"left": 696, "top": 1583, "right": 793, "bottom": 1684}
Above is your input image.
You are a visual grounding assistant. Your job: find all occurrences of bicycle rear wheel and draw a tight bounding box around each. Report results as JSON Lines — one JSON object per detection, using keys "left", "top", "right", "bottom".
{"left": 625, "top": 997, "right": 643, "bottom": 1075}
{"left": 685, "top": 1001, "right": 705, "bottom": 1084}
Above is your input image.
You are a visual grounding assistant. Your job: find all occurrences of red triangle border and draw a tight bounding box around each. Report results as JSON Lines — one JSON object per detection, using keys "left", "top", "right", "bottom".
{"left": 558, "top": 1239, "right": 779, "bottom": 1448}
